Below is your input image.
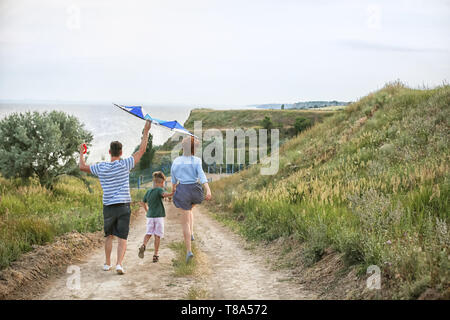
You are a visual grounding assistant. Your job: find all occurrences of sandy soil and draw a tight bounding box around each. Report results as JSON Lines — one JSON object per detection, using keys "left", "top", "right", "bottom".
{"left": 36, "top": 203, "right": 315, "bottom": 300}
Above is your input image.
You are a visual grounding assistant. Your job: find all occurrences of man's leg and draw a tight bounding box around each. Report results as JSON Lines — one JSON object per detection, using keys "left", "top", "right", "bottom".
{"left": 116, "top": 238, "right": 127, "bottom": 266}
{"left": 115, "top": 204, "right": 131, "bottom": 267}
{"left": 105, "top": 235, "right": 113, "bottom": 266}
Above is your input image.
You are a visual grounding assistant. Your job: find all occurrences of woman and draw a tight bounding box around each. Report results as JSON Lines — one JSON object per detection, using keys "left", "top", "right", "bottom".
{"left": 171, "top": 136, "right": 212, "bottom": 263}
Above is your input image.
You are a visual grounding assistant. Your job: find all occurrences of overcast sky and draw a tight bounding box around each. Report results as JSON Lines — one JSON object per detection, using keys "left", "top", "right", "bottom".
{"left": 0, "top": 0, "right": 449, "bottom": 105}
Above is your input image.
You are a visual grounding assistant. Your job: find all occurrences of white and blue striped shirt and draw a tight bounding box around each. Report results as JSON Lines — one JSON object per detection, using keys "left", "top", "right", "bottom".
{"left": 90, "top": 157, "right": 134, "bottom": 205}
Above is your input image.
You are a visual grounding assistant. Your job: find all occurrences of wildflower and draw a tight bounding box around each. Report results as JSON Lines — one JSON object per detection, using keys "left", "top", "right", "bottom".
{"left": 386, "top": 240, "right": 392, "bottom": 245}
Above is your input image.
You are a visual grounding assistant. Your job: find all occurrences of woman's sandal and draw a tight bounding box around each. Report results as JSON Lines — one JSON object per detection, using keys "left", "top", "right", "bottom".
{"left": 153, "top": 255, "right": 159, "bottom": 263}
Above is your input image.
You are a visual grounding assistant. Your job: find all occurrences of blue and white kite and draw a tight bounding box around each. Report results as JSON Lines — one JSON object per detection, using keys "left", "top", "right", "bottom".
{"left": 114, "top": 103, "right": 196, "bottom": 137}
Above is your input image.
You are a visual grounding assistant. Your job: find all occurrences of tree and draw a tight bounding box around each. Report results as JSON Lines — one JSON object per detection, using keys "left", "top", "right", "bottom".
{"left": 281, "top": 104, "right": 285, "bottom": 110}
{"left": 159, "top": 155, "right": 172, "bottom": 176}
{"left": 294, "top": 117, "right": 312, "bottom": 135}
{"left": 261, "top": 116, "right": 273, "bottom": 130}
{"left": 0, "top": 111, "right": 93, "bottom": 188}
{"left": 133, "top": 133, "right": 155, "bottom": 171}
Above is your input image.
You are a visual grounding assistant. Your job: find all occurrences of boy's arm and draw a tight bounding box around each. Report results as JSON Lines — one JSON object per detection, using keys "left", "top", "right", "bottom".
{"left": 143, "top": 203, "right": 148, "bottom": 212}
{"left": 161, "top": 185, "right": 174, "bottom": 198}
{"left": 162, "top": 192, "right": 173, "bottom": 198}
{"left": 79, "top": 144, "right": 91, "bottom": 173}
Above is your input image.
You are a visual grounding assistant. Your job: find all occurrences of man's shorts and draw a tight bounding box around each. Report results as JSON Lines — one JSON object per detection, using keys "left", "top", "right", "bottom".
{"left": 173, "top": 183, "right": 204, "bottom": 211}
{"left": 103, "top": 203, "right": 131, "bottom": 240}
{"left": 146, "top": 217, "right": 165, "bottom": 238}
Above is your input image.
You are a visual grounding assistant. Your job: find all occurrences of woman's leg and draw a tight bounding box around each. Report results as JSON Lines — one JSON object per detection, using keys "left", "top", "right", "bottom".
{"left": 190, "top": 209, "right": 194, "bottom": 239}
{"left": 180, "top": 209, "right": 192, "bottom": 253}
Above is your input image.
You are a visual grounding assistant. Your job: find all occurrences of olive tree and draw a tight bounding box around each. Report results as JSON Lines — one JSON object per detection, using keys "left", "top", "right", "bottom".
{"left": 0, "top": 111, "right": 93, "bottom": 188}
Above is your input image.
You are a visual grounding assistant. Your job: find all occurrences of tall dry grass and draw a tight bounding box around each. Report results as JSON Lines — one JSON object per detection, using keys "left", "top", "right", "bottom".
{"left": 207, "top": 82, "right": 450, "bottom": 298}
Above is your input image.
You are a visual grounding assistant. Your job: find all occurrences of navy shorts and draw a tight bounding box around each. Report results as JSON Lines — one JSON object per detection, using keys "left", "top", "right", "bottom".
{"left": 103, "top": 203, "right": 131, "bottom": 239}
{"left": 173, "top": 183, "right": 204, "bottom": 210}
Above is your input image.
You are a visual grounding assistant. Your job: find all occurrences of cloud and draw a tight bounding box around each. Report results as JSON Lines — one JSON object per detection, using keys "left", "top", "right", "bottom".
{"left": 339, "top": 39, "right": 449, "bottom": 54}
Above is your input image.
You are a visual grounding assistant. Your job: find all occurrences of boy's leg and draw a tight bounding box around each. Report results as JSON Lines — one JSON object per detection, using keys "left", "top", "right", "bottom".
{"left": 154, "top": 236, "right": 160, "bottom": 256}
{"left": 143, "top": 234, "right": 152, "bottom": 246}
{"left": 105, "top": 235, "right": 113, "bottom": 266}
{"left": 139, "top": 234, "right": 151, "bottom": 259}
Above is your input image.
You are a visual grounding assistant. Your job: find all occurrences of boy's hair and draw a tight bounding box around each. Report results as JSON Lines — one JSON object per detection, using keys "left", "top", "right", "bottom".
{"left": 110, "top": 141, "right": 122, "bottom": 157}
{"left": 153, "top": 171, "right": 166, "bottom": 184}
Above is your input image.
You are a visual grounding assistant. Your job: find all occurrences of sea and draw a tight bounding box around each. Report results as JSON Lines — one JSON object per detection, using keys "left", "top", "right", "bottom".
{"left": 0, "top": 102, "right": 252, "bottom": 163}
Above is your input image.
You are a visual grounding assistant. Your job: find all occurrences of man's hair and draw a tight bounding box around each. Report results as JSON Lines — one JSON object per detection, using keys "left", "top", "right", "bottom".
{"left": 153, "top": 171, "right": 166, "bottom": 184}
{"left": 110, "top": 141, "right": 122, "bottom": 157}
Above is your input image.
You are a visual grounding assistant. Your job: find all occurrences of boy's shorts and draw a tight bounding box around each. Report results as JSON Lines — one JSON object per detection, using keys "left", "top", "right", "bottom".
{"left": 146, "top": 217, "right": 164, "bottom": 238}
{"left": 103, "top": 203, "right": 131, "bottom": 240}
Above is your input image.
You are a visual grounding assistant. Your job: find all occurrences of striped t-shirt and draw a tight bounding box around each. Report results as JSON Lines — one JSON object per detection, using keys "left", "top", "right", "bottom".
{"left": 90, "top": 157, "right": 134, "bottom": 205}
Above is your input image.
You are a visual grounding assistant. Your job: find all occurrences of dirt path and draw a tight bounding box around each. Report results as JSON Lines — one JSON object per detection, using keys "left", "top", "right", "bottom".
{"left": 37, "top": 203, "right": 315, "bottom": 300}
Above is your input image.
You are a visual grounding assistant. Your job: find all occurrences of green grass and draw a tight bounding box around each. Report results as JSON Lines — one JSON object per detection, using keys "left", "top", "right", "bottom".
{"left": 169, "top": 241, "right": 199, "bottom": 276}
{"left": 0, "top": 175, "right": 104, "bottom": 269}
{"left": 0, "top": 174, "right": 147, "bottom": 270}
{"left": 185, "top": 286, "right": 209, "bottom": 300}
{"left": 206, "top": 82, "right": 450, "bottom": 299}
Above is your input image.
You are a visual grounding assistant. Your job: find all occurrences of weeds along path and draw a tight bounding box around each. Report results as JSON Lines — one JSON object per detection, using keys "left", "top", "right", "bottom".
{"left": 193, "top": 206, "right": 315, "bottom": 299}
{"left": 37, "top": 203, "right": 315, "bottom": 300}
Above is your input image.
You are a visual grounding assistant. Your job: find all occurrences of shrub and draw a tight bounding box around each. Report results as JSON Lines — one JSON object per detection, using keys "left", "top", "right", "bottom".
{"left": 0, "top": 111, "right": 93, "bottom": 188}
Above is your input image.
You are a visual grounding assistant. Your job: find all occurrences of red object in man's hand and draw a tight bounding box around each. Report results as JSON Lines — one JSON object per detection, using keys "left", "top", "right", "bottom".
{"left": 82, "top": 144, "right": 87, "bottom": 154}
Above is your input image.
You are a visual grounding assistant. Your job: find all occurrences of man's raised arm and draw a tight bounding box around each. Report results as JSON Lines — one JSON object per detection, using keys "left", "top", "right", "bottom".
{"left": 79, "top": 144, "right": 91, "bottom": 173}
{"left": 133, "top": 120, "right": 151, "bottom": 165}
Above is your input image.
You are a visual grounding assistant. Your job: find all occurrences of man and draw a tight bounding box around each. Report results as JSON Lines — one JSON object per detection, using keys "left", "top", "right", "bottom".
{"left": 79, "top": 120, "right": 151, "bottom": 275}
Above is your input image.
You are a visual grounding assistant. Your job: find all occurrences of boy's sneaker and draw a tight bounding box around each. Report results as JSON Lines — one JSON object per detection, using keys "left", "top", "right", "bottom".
{"left": 191, "top": 234, "right": 195, "bottom": 241}
{"left": 186, "top": 251, "right": 194, "bottom": 263}
{"left": 103, "top": 264, "right": 112, "bottom": 271}
{"left": 138, "top": 244, "right": 146, "bottom": 259}
{"left": 115, "top": 264, "right": 125, "bottom": 275}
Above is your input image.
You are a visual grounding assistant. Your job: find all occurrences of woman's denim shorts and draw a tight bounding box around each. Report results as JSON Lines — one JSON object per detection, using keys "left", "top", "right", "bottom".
{"left": 173, "top": 183, "right": 204, "bottom": 210}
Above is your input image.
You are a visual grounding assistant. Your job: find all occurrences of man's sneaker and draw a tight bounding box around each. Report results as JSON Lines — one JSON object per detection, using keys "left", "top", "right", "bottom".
{"left": 103, "top": 264, "right": 112, "bottom": 271}
{"left": 186, "top": 251, "right": 194, "bottom": 263}
{"left": 191, "top": 234, "right": 195, "bottom": 241}
{"left": 138, "top": 244, "right": 146, "bottom": 259}
{"left": 115, "top": 264, "right": 125, "bottom": 275}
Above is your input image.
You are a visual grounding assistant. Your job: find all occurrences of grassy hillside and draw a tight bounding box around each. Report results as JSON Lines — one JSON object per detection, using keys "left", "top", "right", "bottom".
{"left": 183, "top": 108, "right": 333, "bottom": 130}
{"left": 153, "top": 108, "right": 335, "bottom": 174}
{"left": 0, "top": 175, "right": 143, "bottom": 269}
{"left": 206, "top": 82, "right": 449, "bottom": 299}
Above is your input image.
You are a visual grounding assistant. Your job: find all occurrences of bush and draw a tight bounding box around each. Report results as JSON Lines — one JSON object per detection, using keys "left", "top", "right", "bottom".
{"left": 294, "top": 117, "right": 312, "bottom": 135}
{"left": 0, "top": 111, "right": 93, "bottom": 188}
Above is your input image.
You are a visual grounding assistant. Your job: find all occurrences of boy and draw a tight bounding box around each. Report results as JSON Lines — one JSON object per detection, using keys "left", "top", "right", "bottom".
{"left": 139, "top": 171, "right": 173, "bottom": 262}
